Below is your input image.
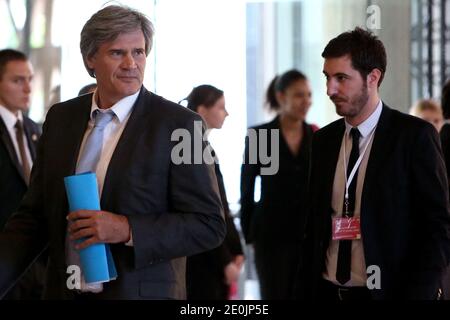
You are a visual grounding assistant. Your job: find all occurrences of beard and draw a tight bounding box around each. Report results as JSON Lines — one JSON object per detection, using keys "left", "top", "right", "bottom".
{"left": 331, "top": 82, "right": 369, "bottom": 118}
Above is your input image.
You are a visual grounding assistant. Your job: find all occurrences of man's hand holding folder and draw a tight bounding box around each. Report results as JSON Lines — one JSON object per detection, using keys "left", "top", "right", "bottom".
{"left": 67, "top": 210, "right": 131, "bottom": 250}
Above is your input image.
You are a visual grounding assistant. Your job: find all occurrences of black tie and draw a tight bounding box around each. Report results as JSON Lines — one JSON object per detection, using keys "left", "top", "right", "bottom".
{"left": 336, "top": 127, "right": 360, "bottom": 285}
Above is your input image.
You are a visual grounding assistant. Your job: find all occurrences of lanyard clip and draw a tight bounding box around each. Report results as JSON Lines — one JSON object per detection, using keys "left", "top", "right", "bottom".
{"left": 344, "top": 197, "right": 350, "bottom": 217}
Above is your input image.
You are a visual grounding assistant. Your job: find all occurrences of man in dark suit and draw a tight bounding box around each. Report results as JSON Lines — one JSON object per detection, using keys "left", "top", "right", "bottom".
{"left": 0, "top": 49, "right": 45, "bottom": 299}
{"left": 298, "top": 27, "right": 450, "bottom": 300}
{"left": 0, "top": 5, "right": 225, "bottom": 300}
{"left": 0, "top": 49, "right": 40, "bottom": 227}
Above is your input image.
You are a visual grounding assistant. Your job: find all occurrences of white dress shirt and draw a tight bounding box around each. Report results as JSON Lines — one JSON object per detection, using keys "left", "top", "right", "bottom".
{"left": 72, "top": 90, "right": 139, "bottom": 293}
{"left": 0, "top": 104, "right": 33, "bottom": 172}
{"left": 76, "top": 90, "right": 138, "bottom": 195}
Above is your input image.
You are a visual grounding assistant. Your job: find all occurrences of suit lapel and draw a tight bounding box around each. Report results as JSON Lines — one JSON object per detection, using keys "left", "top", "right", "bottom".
{"left": 314, "top": 120, "right": 346, "bottom": 246}
{"left": 61, "top": 95, "right": 92, "bottom": 177}
{"left": 101, "top": 87, "right": 152, "bottom": 207}
{"left": 0, "top": 116, "right": 26, "bottom": 182}
{"left": 362, "top": 104, "right": 394, "bottom": 207}
{"left": 321, "top": 120, "right": 346, "bottom": 209}
{"left": 55, "top": 95, "right": 91, "bottom": 245}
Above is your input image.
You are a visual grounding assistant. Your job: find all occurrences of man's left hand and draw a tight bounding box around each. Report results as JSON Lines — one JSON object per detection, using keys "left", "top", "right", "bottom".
{"left": 67, "top": 210, "right": 131, "bottom": 250}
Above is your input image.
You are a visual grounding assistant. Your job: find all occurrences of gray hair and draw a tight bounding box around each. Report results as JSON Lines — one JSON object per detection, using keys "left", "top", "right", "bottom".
{"left": 80, "top": 5, "right": 154, "bottom": 77}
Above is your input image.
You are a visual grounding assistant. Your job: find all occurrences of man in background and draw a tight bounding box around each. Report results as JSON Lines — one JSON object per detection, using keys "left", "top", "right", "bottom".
{"left": 0, "top": 49, "right": 45, "bottom": 299}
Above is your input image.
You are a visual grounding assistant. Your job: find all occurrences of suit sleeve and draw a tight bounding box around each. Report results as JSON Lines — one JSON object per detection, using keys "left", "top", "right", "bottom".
{"left": 195, "top": 165, "right": 243, "bottom": 274}
{"left": 128, "top": 114, "right": 226, "bottom": 269}
{"left": 240, "top": 131, "right": 259, "bottom": 244}
{"left": 225, "top": 213, "right": 243, "bottom": 256}
{"left": 0, "top": 111, "right": 50, "bottom": 298}
{"left": 406, "top": 124, "right": 450, "bottom": 299}
{"left": 294, "top": 132, "right": 319, "bottom": 299}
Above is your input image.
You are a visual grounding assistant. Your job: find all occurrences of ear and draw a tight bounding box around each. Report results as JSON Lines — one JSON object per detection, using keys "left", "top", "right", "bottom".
{"left": 367, "top": 68, "right": 382, "bottom": 88}
{"left": 86, "top": 55, "right": 96, "bottom": 70}
{"left": 196, "top": 105, "right": 208, "bottom": 117}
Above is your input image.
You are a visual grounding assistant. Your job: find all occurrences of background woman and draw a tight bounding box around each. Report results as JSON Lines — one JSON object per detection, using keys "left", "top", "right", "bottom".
{"left": 240, "top": 69, "right": 317, "bottom": 299}
{"left": 184, "top": 84, "right": 244, "bottom": 300}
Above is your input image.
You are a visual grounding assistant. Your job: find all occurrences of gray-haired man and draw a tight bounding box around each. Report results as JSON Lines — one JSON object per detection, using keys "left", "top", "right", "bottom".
{"left": 0, "top": 5, "right": 225, "bottom": 300}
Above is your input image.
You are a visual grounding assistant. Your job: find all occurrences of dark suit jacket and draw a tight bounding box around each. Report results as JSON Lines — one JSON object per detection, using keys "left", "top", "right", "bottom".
{"left": 0, "top": 114, "right": 40, "bottom": 228}
{"left": 300, "top": 104, "right": 450, "bottom": 300}
{"left": 0, "top": 87, "right": 226, "bottom": 300}
{"left": 240, "top": 117, "right": 314, "bottom": 245}
{"left": 186, "top": 160, "right": 243, "bottom": 300}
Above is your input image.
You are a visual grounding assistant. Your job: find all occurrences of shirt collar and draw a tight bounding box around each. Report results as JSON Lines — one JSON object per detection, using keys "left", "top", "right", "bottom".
{"left": 90, "top": 89, "right": 140, "bottom": 123}
{"left": 0, "top": 104, "right": 24, "bottom": 130}
{"left": 345, "top": 99, "right": 383, "bottom": 138}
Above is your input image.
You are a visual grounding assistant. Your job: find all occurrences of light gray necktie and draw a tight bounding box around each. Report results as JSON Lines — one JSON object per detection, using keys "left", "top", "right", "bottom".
{"left": 76, "top": 110, "right": 115, "bottom": 174}
{"left": 66, "top": 109, "right": 115, "bottom": 292}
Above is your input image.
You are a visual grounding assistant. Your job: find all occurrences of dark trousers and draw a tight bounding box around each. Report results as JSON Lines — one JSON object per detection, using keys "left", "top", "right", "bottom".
{"left": 254, "top": 242, "right": 301, "bottom": 300}
{"left": 317, "top": 278, "right": 372, "bottom": 301}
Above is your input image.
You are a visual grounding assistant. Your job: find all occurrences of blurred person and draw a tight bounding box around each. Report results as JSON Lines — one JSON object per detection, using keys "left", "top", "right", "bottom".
{"left": 298, "top": 27, "right": 450, "bottom": 300}
{"left": 409, "top": 98, "right": 443, "bottom": 132}
{"left": 240, "top": 69, "right": 317, "bottom": 299}
{"left": 184, "top": 84, "right": 244, "bottom": 300}
{"left": 0, "top": 49, "right": 39, "bottom": 227}
{"left": 0, "top": 48, "right": 46, "bottom": 300}
{"left": 0, "top": 5, "right": 225, "bottom": 300}
{"left": 78, "top": 83, "right": 97, "bottom": 96}
{"left": 48, "top": 85, "right": 61, "bottom": 111}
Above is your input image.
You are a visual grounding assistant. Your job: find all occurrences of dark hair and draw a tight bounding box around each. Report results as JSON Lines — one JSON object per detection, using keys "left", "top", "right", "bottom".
{"left": 0, "top": 49, "right": 28, "bottom": 80}
{"left": 185, "top": 85, "right": 224, "bottom": 112}
{"left": 322, "top": 27, "right": 387, "bottom": 87}
{"left": 266, "top": 69, "right": 307, "bottom": 111}
{"left": 442, "top": 80, "right": 450, "bottom": 119}
{"left": 78, "top": 83, "right": 97, "bottom": 96}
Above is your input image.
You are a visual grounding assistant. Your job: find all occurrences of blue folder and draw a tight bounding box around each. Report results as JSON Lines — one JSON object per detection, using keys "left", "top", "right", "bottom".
{"left": 64, "top": 172, "right": 117, "bottom": 284}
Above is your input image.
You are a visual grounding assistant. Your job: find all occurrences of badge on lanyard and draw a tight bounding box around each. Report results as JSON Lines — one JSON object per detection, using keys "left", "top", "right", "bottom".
{"left": 332, "top": 128, "right": 375, "bottom": 241}
{"left": 332, "top": 216, "right": 361, "bottom": 240}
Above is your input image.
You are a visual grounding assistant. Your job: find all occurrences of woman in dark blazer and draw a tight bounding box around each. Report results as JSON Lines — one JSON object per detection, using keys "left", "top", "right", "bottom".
{"left": 184, "top": 85, "right": 244, "bottom": 300}
{"left": 240, "top": 70, "right": 317, "bottom": 299}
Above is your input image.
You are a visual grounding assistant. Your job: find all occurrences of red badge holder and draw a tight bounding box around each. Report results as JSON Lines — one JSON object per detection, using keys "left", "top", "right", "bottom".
{"left": 332, "top": 217, "right": 361, "bottom": 240}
